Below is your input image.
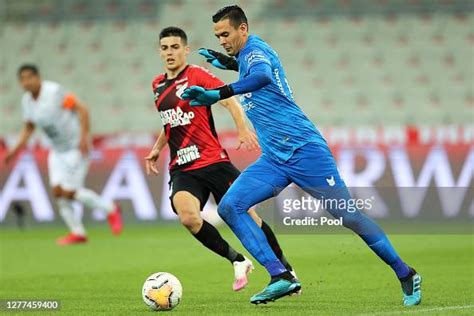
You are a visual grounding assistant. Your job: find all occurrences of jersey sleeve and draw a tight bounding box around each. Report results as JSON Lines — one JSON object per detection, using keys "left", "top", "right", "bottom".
{"left": 229, "top": 62, "right": 272, "bottom": 95}
{"left": 63, "top": 94, "right": 77, "bottom": 109}
{"left": 53, "top": 84, "right": 78, "bottom": 110}
{"left": 152, "top": 74, "right": 165, "bottom": 91}
{"left": 193, "top": 66, "right": 225, "bottom": 90}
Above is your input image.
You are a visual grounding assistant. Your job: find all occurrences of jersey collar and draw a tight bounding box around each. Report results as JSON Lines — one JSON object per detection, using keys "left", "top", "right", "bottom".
{"left": 165, "top": 65, "right": 189, "bottom": 82}
{"left": 236, "top": 34, "right": 256, "bottom": 58}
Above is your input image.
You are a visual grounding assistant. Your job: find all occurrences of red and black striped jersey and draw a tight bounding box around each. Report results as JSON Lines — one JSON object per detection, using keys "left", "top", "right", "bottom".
{"left": 152, "top": 65, "right": 230, "bottom": 172}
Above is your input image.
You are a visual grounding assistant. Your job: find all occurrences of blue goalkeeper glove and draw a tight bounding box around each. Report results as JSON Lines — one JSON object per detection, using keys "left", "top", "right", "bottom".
{"left": 198, "top": 48, "right": 239, "bottom": 71}
{"left": 181, "top": 85, "right": 234, "bottom": 106}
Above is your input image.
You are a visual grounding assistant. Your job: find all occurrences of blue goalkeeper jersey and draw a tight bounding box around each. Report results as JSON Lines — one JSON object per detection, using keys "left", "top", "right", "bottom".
{"left": 236, "top": 34, "right": 327, "bottom": 163}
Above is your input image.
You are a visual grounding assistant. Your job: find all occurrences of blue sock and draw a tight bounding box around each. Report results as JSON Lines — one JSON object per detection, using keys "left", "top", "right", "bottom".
{"left": 369, "top": 236, "right": 410, "bottom": 279}
{"left": 390, "top": 257, "right": 411, "bottom": 279}
{"left": 264, "top": 260, "right": 287, "bottom": 277}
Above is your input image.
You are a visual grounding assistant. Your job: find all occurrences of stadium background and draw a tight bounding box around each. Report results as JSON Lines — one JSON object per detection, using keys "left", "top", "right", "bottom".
{"left": 0, "top": 1, "right": 473, "bottom": 315}
{"left": 1, "top": 0, "right": 472, "bottom": 227}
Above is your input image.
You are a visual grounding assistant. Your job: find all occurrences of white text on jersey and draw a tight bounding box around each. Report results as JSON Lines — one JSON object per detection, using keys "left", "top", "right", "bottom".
{"left": 176, "top": 145, "right": 201, "bottom": 165}
{"left": 160, "top": 107, "right": 195, "bottom": 128}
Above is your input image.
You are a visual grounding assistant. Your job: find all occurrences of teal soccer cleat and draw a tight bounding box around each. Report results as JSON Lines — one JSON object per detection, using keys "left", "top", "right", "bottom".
{"left": 250, "top": 277, "right": 301, "bottom": 304}
{"left": 400, "top": 268, "right": 422, "bottom": 306}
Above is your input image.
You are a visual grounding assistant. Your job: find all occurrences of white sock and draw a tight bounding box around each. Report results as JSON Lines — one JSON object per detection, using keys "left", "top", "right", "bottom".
{"left": 75, "top": 188, "right": 114, "bottom": 214}
{"left": 57, "top": 198, "right": 86, "bottom": 236}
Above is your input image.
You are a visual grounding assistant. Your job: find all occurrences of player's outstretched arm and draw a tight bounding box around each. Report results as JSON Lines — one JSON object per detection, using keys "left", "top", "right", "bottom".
{"left": 4, "top": 122, "right": 35, "bottom": 165}
{"left": 181, "top": 63, "right": 272, "bottom": 106}
{"left": 198, "top": 48, "right": 238, "bottom": 71}
{"left": 219, "top": 97, "right": 259, "bottom": 151}
{"left": 144, "top": 131, "right": 167, "bottom": 175}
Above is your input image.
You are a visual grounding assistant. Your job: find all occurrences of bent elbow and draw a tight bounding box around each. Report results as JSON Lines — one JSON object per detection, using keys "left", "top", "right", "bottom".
{"left": 254, "top": 72, "right": 272, "bottom": 90}
{"left": 261, "top": 72, "right": 272, "bottom": 86}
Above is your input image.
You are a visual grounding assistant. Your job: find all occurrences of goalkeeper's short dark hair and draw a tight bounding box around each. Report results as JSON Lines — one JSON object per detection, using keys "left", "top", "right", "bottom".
{"left": 159, "top": 26, "right": 188, "bottom": 44}
{"left": 212, "top": 5, "right": 248, "bottom": 30}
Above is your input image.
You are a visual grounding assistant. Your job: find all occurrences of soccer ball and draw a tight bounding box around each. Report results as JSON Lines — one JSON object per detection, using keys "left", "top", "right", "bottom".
{"left": 142, "top": 272, "right": 182, "bottom": 311}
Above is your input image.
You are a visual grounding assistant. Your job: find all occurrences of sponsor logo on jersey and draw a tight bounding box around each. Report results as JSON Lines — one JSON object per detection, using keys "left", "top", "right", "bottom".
{"left": 160, "top": 106, "right": 195, "bottom": 128}
{"left": 273, "top": 68, "right": 286, "bottom": 96}
{"left": 176, "top": 145, "right": 201, "bottom": 165}
{"left": 326, "top": 176, "right": 336, "bottom": 187}
{"left": 240, "top": 101, "right": 255, "bottom": 112}
{"left": 273, "top": 68, "right": 295, "bottom": 102}
{"left": 239, "top": 93, "right": 255, "bottom": 112}
{"left": 175, "top": 82, "right": 188, "bottom": 99}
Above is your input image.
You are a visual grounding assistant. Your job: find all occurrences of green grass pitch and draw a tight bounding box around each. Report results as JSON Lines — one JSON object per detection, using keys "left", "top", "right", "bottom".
{"left": 1, "top": 225, "right": 473, "bottom": 315}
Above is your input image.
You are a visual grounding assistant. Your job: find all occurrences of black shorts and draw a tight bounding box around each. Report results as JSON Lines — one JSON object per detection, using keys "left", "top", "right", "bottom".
{"left": 169, "top": 162, "right": 240, "bottom": 213}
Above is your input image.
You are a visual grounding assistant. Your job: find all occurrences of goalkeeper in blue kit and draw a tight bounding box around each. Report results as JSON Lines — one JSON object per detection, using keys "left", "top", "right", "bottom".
{"left": 181, "top": 5, "right": 422, "bottom": 306}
